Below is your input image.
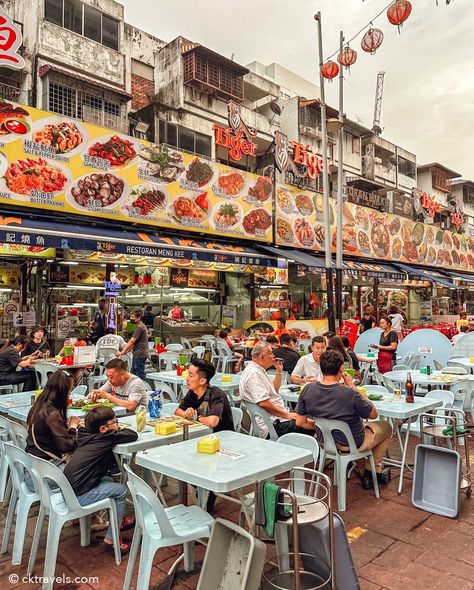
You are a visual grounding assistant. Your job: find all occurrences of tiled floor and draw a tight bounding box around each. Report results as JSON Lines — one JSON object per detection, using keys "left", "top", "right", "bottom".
{"left": 1, "top": 437, "right": 473, "bottom": 590}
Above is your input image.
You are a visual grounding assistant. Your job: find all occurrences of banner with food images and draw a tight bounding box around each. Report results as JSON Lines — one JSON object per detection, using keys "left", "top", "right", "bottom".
{"left": 0, "top": 101, "right": 272, "bottom": 242}
{"left": 275, "top": 183, "right": 473, "bottom": 272}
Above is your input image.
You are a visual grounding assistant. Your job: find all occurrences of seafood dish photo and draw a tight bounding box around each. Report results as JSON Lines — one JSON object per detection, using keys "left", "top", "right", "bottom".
{"left": 88, "top": 135, "right": 137, "bottom": 167}
{"left": 217, "top": 172, "right": 245, "bottom": 196}
{"left": 392, "top": 237, "right": 402, "bottom": 259}
{"left": 389, "top": 217, "right": 401, "bottom": 235}
{"left": 248, "top": 176, "right": 272, "bottom": 202}
{"left": 295, "top": 193, "right": 314, "bottom": 215}
{"left": 32, "top": 121, "right": 84, "bottom": 154}
{"left": 355, "top": 206, "right": 369, "bottom": 230}
{"left": 172, "top": 195, "right": 208, "bottom": 224}
{"left": 139, "top": 144, "right": 185, "bottom": 182}
{"left": 0, "top": 101, "right": 30, "bottom": 137}
{"left": 276, "top": 188, "right": 295, "bottom": 214}
{"left": 294, "top": 218, "right": 316, "bottom": 247}
{"left": 334, "top": 227, "right": 357, "bottom": 253}
{"left": 358, "top": 230, "right": 371, "bottom": 254}
{"left": 185, "top": 158, "right": 214, "bottom": 186}
{"left": 371, "top": 222, "right": 390, "bottom": 257}
{"left": 124, "top": 186, "right": 167, "bottom": 217}
{"left": 343, "top": 202, "right": 356, "bottom": 225}
{"left": 276, "top": 218, "right": 295, "bottom": 243}
{"left": 4, "top": 158, "right": 68, "bottom": 196}
{"left": 70, "top": 173, "right": 125, "bottom": 208}
{"left": 242, "top": 208, "right": 272, "bottom": 235}
{"left": 314, "top": 224, "right": 325, "bottom": 246}
{"left": 213, "top": 202, "right": 241, "bottom": 228}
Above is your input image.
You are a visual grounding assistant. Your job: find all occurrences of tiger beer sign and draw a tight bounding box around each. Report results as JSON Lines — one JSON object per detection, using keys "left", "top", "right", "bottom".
{"left": 213, "top": 101, "right": 257, "bottom": 162}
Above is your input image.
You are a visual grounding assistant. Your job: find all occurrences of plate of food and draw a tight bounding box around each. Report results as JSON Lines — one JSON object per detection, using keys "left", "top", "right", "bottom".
{"left": 183, "top": 157, "right": 216, "bottom": 189}
{"left": 343, "top": 202, "right": 356, "bottom": 226}
{"left": 295, "top": 193, "right": 314, "bottom": 216}
{"left": 389, "top": 217, "right": 401, "bottom": 236}
{"left": 0, "top": 101, "right": 32, "bottom": 141}
{"left": 168, "top": 192, "right": 210, "bottom": 226}
{"left": 2, "top": 157, "right": 70, "bottom": 199}
{"left": 371, "top": 222, "right": 390, "bottom": 257}
{"left": 215, "top": 170, "right": 246, "bottom": 197}
{"left": 138, "top": 144, "right": 185, "bottom": 183}
{"left": 392, "top": 237, "right": 402, "bottom": 259}
{"left": 212, "top": 201, "right": 242, "bottom": 231}
{"left": 314, "top": 224, "right": 325, "bottom": 247}
{"left": 358, "top": 230, "right": 371, "bottom": 254}
{"left": 355, "top": 206, "right": 369, "bottom": 231}
{"left": 246, "top": 176, "right": 272, "bottom": 203}
{"left": 86, "top": 134, "right": 139, "bottom": 169}
{"left": 276, "top": 187, "right": 295, "bottom": 215}
{"left": 242, "top": 208, "right": 272, "bottom": 237}
{"left": 81, "top": 400, "right": 114, "bottom": 411}
{"left": 412, "top": 222, "right": 425, "bottom": 246}
{"left": 30, "top": 117, "right": 88, "bottom": 156}
{"left": 276, "top": 218, "right": 295, "bottom": 244}
{"left": 67, "top": 172, "right": 128, "bottom": 211}
{"left": 403, "top": 240, "right": 418, "bottom": 262}
{"left": 121, "top": 184, "right": 167, "bottom": 219}
{"left": 294, "top": 218, "right": 315, "bottom": 248}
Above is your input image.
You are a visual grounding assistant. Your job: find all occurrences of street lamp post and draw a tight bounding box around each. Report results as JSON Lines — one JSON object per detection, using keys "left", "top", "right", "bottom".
{"left": 335, "top": 30, "right": 345, "bottom": 332}
{"left": 315, "top": 11, "right": 336, "bottom": 333}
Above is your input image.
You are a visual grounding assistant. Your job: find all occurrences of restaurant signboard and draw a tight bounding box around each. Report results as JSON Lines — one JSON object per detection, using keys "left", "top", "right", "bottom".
{"left": 274, "top": 131, "right": 326, "bottom": 181}
{"left": 0, "top": 101, "right": 272, "bottom": 242}
{"left": 213, "top": 101, "right": 257, "bottom": 162}
{"left": 0, "top": 8, "right": 25, "bottom": 70}
{"left": 391, "top": 193, "right": 414, "bottom": 219}
{"left": 344, "top": 184, "right": 388, "bottom": 211}
{"left": 274, "top": 182, "right": 474, "bottom": 272}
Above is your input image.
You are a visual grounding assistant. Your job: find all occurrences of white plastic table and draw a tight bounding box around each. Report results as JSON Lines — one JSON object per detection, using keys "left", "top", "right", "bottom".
{"left": 136, "top": 430, "right": 312, "bottom": 531}
{"left": 8, "top": 402, "right": 127, "bottom": 422}
{"left": 147, "top": 371, "right": 241, "bottom": 397}
{"left": 448, "top": 357, "right": 474, "bottom": 373}
{"left": 384, "top": 369, "right": 474, "bottom": 387}
{"left": 0, "top": 391, "right": 36, "bottom": 413}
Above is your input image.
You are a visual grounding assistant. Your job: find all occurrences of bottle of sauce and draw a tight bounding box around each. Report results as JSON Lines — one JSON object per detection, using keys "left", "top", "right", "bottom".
{"left": 405, "top": 372, "right": 414, "bottom": 403}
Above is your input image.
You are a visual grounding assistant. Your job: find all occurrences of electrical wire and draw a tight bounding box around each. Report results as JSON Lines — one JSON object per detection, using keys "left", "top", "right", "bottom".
{"left": 324, "top": 0, "right": 397, "bottom": 61}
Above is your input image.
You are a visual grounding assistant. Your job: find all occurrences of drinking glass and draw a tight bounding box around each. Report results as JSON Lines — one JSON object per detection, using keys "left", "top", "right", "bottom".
{"left": 393, "top": 388, "right": 402, "bottom": 400}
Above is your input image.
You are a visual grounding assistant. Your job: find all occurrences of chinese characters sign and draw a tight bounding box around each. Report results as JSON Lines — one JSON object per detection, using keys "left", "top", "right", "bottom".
{"left": 0, "top": 8, "right": 25, "bottom": 70}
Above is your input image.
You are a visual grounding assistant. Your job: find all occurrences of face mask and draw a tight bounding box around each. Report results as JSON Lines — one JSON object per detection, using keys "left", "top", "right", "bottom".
{"left": 69, "top": 338, "right": 77, "bottom": 345}
{"left": 130, "top": 319, "right": 136, "bottom": 324}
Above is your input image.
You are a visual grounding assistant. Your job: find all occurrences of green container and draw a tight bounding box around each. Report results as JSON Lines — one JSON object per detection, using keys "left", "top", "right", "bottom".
{"left": 154, "top": 337, "right": 161, "bottom": 344}
{"left": 345, "top": 368, "right": 355, "bottom": 378}
{"left": 63, "top": 345, "right": 72, "bottom": 356}
{"left": 420, "top": 367, "right": 427, "bottom": 374}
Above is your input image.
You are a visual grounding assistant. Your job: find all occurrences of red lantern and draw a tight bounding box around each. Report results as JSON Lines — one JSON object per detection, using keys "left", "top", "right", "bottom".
{"left": 387, "top": 0, "right": 412, "bottom": 29}
{"left": 321, "top": 61, "right": 339, "bottom": 81}
{"left": 361, "top": 28, "right": 384, "bottom": 54}
{"left": 337, "top": 46, "right": 358, "bottom": 70}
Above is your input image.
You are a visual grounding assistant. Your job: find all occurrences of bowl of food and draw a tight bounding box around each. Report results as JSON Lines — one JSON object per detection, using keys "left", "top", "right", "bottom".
{"left": 67, "top": 172, "right": 128, "bottom": 211}
{"left": 30, "top": 117, "right": 88, "bottom": 157}
{"left": 85, "top": 133, "right": 139, "bottom": 169}
{"left": 138, "top": 144, "right": 185, "bottom": 183}
{"left": 2, "top": 157, "right": 70, "bottom": 200}
{"left": 182, "top": 157, "right": 216, "bottom": 189}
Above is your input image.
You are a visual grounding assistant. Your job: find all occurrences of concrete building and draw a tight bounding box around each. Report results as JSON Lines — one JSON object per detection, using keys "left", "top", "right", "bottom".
{"left": 417, "top": 162, "right": 461, "bottom": 229}
{"left": 0, "top": 0, "right": 164, "bottom": 132}
{"left": 246, "top": 61, "right": 320, "bottom": 101}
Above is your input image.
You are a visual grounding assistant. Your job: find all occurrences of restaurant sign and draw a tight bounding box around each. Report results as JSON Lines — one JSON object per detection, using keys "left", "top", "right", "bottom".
{"left": 344, "top": 184, "right": 388, "bottom": 211}
{"left": 213, "top": 101, "right": 257, "bottom": 162}
{"left": 274, "top": 131, "right": 326, "bottom": 180}
{"left": 391, "top": 193, "right": 414, "bottom": 219}
{"left": 0, "top": 8, "right": 25, "bottom": 70}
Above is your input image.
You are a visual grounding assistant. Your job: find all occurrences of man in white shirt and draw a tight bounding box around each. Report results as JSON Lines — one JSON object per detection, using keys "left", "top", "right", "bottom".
{"left": 291, "top": 336, "right": 326, "bottom": 384}
{"left": 96, "top": 328, "right": 132, "bottom": 366}
{"left": 239, "top": 341, "right": 315, "bottom": 438}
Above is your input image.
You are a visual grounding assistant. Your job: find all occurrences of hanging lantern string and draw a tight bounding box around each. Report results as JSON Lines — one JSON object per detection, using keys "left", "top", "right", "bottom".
{"left": 324, "top": 0, "right": 397, "bottom": 61}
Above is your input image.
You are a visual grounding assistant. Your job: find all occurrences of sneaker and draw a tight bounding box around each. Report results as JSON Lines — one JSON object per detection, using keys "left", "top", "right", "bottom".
{"left": 91, "top": 513, "right": 109, "bottom": 531}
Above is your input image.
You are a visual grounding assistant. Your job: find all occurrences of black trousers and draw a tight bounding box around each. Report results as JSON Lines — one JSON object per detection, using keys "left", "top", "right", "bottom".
{"left": 274, "top": 419, "right": 316, "bottom": 437}
{"left": 0, "top": 371, "right": 37, "bottom": 392}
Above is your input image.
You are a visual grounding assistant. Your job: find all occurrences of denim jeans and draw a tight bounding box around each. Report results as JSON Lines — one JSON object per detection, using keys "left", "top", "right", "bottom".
{"left": 131, "top": 357, "right": 146, "bottom": 380}
{"left": 77, "top": 477, "right": 127, "bottom": 542}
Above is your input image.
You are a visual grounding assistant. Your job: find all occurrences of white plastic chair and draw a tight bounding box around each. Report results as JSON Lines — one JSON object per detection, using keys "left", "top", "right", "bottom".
{"left": 158, "top": 352, "right": 179, "bottom": 371}
{"left": 243, "top": 401, "right": 278, "bottom": 441}
{"left": 399, "top": 351, "right": 414, "bottom": 366}
{"left": 151, "top": 382, "right": 178, "bottom": 404}
{"left": 0, "top": 416, "right": 13, "bottom": 505}
{"left": 408, "top": 354, "right": 422, "bottom": 369}
{"left": 96, "top": 347, "right": 118, "bottom": 370}
{"left": 9, "top": 422, "right": 28, "bottom": 449}
{"left": 216, "top": 340, "right": 239, "bottom": 373}
{"left": 231, "top": 407, "right": 243, "bottom": 432}
{"left": 34, "top": 362, "right": 58, "bottom": 388}
{"left": 1, "top": 442, "right": 41, "bottom": 565}
{"left": 374, "top": 373, "right": 395, "bottom": 394}
{"left": 0, "top": 384, "right": 14, "bottom": 395}
{"left": 28, "top": 456, "right": 122, "bottom": 587}
{"left": 401, "top": 389, "right": 454, "bottom": 438}
{"left": 445, "top": 362, "right": 468, "bottom": 373}
{"left": 450, "top": 381, "right": 472, "bottom": 414}
{"left": 181, "top": 338, "right": 192, "bottom": 350}
{"left": 191, "top": 345, "right": 206, "bottom": 359}
{"left": 162, "top": 402, "right": 179, "bottom": 415}
{"left": 72, "top": 384, "right": 88, "bottom": 397}
{"left": 277, "top": 432, "right": 319, "bottom": 470}
{"left": 166, "top": 343, "right": 184, "bottom": 352}
{"left": 392, "top": 365, "right": 410, "bottom": 372}
{"left": 122, "top": 464, "right": 214, "bottom": 590}
{"left": 316, "top": 417, "right": 380, "bottom": 511}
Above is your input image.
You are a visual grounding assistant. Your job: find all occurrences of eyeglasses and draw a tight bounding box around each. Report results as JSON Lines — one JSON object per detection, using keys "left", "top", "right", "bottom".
{"left": 106, "top": 419, "right": 119, "bottom": 427}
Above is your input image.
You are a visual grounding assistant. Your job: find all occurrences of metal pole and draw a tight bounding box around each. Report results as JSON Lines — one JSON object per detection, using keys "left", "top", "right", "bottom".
{"left": 315, "top": 11, "right": 335, "bottom": 333}
{"left": 336, "top": 30, "right": 344, "bottom": 333}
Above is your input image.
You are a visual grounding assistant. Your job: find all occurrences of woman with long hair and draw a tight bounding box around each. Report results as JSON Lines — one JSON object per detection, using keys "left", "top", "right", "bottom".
{"left": 375, "top": 316, "right": 398, "bottom": 374}
{"left": 0, "top": 335, "right": 37, "bottom": 391}
{"left": 26, "top": 370, "right": 79, "bottom": 464}
{"left": 327, "top": 336, "right": 352, "bottom": 369}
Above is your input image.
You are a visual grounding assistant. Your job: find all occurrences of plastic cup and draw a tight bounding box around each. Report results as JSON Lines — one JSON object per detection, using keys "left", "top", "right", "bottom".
{"left": 135, "top": 409, "right": 147, "bottom": 433}
{"left": 345, "top": 368, "right": 355, "bottom": 378}
{"left": 394, "top": 389, "right": 402, "bottom": 399}
{"left": 63, "top": 345, "right": 72, "bottom": 356}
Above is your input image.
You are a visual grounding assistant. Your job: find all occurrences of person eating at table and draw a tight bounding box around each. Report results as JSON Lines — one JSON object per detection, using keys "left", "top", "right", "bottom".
{"left": 64, "top": 406, "right": 137, "bottom": 556}
{"left": 175, "top": 359, "right": 234, "bottom": 432}
{"left": 290, "top": 336, "right": 326, "bottom": 385}
{"left": 240, "top": 341, "right": 315, "bottom": 438}
{"left": 273, "top": 333, "right": 301, "bottom": 374}
{"left": 295, "top": 350, "right": 391, "bottom": 488}
{"left": 217, "top": 330, "right": 244, "bottom": 373}
{"left": 0, "top": 336, "right": 38, "bottom": 392}
{"left": 88, "top": 358, "right": 148, "bottom": 413}
{"left": 374, "top": 316, "right": 398, "bottom": 374}
{"left": 23, "top": 325, "right": 52, "bottom": 358}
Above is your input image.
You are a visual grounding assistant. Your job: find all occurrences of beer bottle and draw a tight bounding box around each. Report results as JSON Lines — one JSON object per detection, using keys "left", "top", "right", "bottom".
{"left": 405, "top": 372, "right": 414, "bottom": 403}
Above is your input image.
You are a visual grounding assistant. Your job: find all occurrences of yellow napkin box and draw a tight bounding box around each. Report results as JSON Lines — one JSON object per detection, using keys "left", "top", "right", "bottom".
{"left": 197, "top": 435, "right": 220, "bottom": 454}
{"left": 155, "top": 422, "right": 177, "bottom": 435}
{"left": 470, "top": 357, "right": 474, "bottom": 364}
{"left": 221, "top": 374, "right": 232, "bottom": 383}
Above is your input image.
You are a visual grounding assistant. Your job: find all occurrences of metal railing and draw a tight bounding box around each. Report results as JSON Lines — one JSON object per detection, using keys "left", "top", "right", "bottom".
{"left": 0, "top": 83, "right": 30, "bottom": 105}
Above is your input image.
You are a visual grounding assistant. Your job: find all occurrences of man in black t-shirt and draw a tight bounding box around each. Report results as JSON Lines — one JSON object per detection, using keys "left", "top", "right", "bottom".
{"left": 175, "top": 359, "right": 234, "bottom": 433}
{"left": 273, "top": 333, "right": 300, "bottom": 374}
{"left": 296, "top": 350, "right": 391, "bottom": 485}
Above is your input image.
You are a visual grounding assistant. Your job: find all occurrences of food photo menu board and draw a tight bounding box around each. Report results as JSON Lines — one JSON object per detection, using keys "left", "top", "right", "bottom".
{"left": 0, "top": 101, "right": 272, "bottom": 242}
{"left": 274, "top": 183, "right": 474, "bottom": 272}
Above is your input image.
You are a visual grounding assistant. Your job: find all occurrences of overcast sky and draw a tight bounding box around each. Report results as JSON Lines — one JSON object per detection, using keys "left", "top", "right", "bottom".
{"left": 122, "top": 0, "right": 474, "bottom": 179}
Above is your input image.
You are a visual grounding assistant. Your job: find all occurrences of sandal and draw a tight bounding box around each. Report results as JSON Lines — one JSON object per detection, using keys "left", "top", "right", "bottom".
{"left": 103, "top": 537, "right": 130, "bottom": 556}
{"left": 95, "top": 517, "right": 135, "bottom": 539}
